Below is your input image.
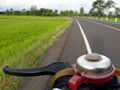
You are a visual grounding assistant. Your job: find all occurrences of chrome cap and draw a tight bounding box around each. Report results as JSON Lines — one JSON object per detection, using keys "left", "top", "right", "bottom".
{"left": 76, "top": 53, "right": 112, "bottom": 74}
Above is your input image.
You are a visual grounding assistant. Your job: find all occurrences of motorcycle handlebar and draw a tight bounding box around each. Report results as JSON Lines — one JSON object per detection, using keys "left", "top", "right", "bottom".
{"left": 3, "top": 66, "right": 53, "bottom": 76}
{"left": 3, "top": 62, "right": 70, "bottom": 76}
{"left": 3, "top": 61, "right": 120, "bottom": 90}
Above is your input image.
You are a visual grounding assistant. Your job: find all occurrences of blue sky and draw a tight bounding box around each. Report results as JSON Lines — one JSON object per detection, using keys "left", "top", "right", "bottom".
{"left": 0, "top": 0, "right": 119, "bottom": 13}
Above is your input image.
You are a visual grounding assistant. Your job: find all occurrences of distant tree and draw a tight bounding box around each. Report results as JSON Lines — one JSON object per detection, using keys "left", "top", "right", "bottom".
{"left": 40, "top": 8, "right": 47, "bottom": 16}
{"left": 26, "top": 10, "right": 31, "bottom": 15}
{"left": 21, "top": 9, "right": 26, "bottom": 15}
{"left": 60, "top": 11, "right": 64, "bottom": 16}
{"left": 10, "top": 8, "right": 14, "bottom": 15}
{"left": 30, "top": 5, "right": 37, "bottom": 15}
{"left": 90, "top": 0, "right": 115, "bottom": 17}
{"left": 0, "top": 11, "right": 5, "bottom": 15}
{"left": 108, "top": 11, "right": 113, "bottom": 17}
{"left": 105, "top": 0, "right": 115, "bottom": 17}
{"left": 48, "top": 9, "right": 53, "bottom": 16}
{"left": 38, "top": 8, "right": 58, "bottom": 16}
{"left": 69, "top": 10, "right": 74, "bottom": 16}
{"left": 91, "top": 0, "right": 105, "bottom": 18}
{"left": 80, "top": 7, "right": 84, "bottom": 16}
{"left": 14, "top": 10, "right": 21, "bottom": 15}
{"left": 39, "top": 8, "right": 44, "bottom": 15}
{"left": 115, "top": 7, "right": 120, "bottom": 17}
{"left": 60, "top": 10, "right": 79, "bottom": 16}
{"left": 89, "top": 8, "right": 96, "bottom": 16}
{"left": 55, "top": 10, "right": 58, "bottom": 13}
{"left": 105, "top": 0, "right": 114, "bottom": 9}
{"left": 74, "top": 11, "right": 79, "bottom": 16}
{"left": 6, "top": 9, "right": 10, "bottom": 15}
{"left": 55, "top": 9, "right": 58, "bottom": 16}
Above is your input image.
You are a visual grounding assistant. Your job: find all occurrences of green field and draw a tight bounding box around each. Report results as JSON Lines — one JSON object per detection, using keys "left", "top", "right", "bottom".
{"left": 0, "top": 15, "right": 72, "bottom": 90}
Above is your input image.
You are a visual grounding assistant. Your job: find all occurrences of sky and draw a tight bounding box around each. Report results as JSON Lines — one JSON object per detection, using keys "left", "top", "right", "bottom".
{"left": 0, "top": 0, "right": 120, "bottom": 13}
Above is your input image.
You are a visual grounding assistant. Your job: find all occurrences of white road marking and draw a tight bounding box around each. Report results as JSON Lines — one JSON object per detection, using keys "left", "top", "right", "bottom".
{"left": 75, "top": 19, "right": 92, "bottom": 53}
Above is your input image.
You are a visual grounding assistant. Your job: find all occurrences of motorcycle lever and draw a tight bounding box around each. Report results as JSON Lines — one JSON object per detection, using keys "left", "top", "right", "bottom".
{"left": 3, "top": 62, "right": 70, "bottom": 76}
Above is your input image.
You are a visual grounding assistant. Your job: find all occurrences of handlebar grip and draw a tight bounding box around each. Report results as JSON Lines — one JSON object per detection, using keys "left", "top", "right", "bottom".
{"left": 3, "top": 62, "right": 70, "bottom": 76}
{"left": 3, "top": 66, "right": 50, "bottom": 76}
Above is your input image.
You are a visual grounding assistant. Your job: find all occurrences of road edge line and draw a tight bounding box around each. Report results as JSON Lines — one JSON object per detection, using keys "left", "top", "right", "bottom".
{"left": 75, "top": 19, "right": 92, "bottom": 53}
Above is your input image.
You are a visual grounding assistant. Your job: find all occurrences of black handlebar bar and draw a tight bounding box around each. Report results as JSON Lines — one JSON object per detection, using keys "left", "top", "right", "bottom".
{"left": 3, "top": 62, "right": 70, "bottom": 76}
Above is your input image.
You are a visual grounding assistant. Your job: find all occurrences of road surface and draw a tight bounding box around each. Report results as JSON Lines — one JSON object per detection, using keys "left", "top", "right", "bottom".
{"left": 20, "top": 18, "right": 120, "bottom": 90}
{"left": 77, "top": 18, "right": 120, "bottom": 68}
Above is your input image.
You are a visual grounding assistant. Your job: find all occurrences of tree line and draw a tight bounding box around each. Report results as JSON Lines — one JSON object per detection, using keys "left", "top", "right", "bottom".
{"left": 89, "top": 0, "right": 120, "bottom": 18}
{"left": 1, "top": 6, "right": 82, "bottom": 16}
{"left": 4, "top": 6, "right": 58, "bottom": 16}
{"left": 1, "top": 7, "right": 79, "bottom": 16}
{"left": 0, "top": 0, "right": 120, "bottom": 17}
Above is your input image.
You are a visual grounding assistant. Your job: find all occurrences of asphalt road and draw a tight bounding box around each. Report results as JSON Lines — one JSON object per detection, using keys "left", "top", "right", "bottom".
{"left": 20, "top": 18, "right": 120, "bottom": 90}
{"left": 77, "top": 18, "right": 120, "bottom": 68}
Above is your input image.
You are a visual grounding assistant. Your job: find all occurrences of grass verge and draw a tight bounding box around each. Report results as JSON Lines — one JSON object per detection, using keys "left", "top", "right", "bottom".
{"left": 80, "top": 16, "right": 120, "bottom": 23}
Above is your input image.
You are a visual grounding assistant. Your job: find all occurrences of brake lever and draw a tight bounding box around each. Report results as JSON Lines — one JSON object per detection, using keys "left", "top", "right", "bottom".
{"left": 3, "top": 62, "right": 70, "bottom": 76}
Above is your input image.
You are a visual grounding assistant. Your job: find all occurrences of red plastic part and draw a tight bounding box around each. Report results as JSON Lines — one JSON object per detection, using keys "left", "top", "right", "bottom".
{"left": 82, "top": 74, "right": 114, "bottom": 85}
{"left": 68, "top": 75, "right": 82, "bottom": 90}
{"left": 82, "top": 69, "right": 115, "bottom": 85}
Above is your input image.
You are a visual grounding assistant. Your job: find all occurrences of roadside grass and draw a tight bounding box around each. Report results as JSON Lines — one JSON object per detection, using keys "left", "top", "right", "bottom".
{"left": 0, "top": 15, "right": 72, "bottom": 90}
{"left": 94, "top": 17, "right": 120, "bottom": 23}
{"left": 81, "top": 16, "right": 120, "bottom": 23}
{"left": 93, "top": 17, "right": 120, "bottom": 23}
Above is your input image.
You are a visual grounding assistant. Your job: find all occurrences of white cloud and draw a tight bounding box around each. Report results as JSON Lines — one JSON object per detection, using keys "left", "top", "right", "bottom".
{"left": 0, "top": 0, "right": 119, "bottom": 13}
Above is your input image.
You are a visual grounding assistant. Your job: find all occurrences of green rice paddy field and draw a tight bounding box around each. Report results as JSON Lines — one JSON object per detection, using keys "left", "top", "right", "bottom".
{"left": 0, "top": 15, "right": 72, "bottom": 90}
